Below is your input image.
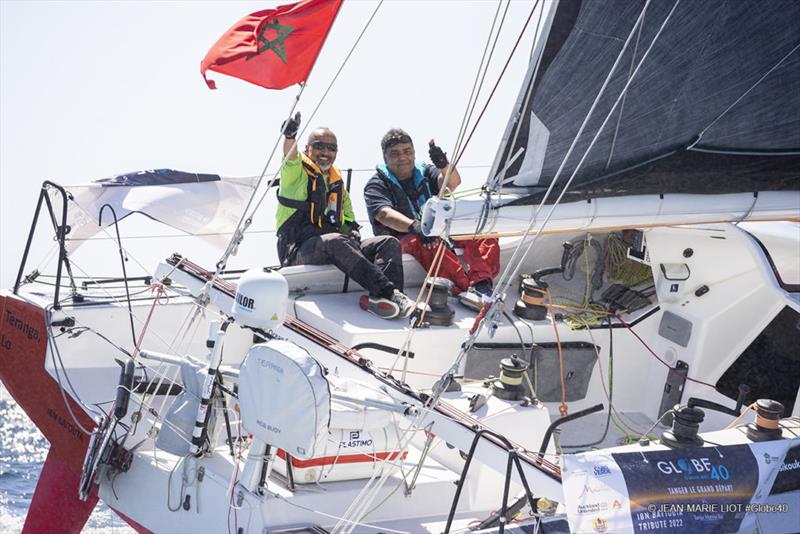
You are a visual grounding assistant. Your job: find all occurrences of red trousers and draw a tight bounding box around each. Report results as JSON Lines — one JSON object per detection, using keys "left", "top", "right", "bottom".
{"left": 400, "top": 235, "right": 500, "bottom": 295}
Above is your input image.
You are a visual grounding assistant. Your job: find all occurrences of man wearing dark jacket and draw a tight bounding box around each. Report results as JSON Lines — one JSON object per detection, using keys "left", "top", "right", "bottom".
{"left": 363, "top": 128, "right": 499, "bottom": 297}
{"left": 276, "top": 114, "right": 413, "bottom": 319}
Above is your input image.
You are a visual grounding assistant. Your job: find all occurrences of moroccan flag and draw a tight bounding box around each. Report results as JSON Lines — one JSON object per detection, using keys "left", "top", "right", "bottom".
{"left": 201, "top": 0, "right": 343, "bottom": 90}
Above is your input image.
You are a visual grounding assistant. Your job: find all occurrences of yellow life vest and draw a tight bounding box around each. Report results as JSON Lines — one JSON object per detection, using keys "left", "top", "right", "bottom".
{"left": 277, "top": 154, "right": 344, "bottom": 229}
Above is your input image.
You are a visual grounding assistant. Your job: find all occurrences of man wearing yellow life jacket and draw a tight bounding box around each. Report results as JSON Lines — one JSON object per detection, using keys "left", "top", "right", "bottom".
{"left": 276, "top": 113, "right": 414, "bottom": 320}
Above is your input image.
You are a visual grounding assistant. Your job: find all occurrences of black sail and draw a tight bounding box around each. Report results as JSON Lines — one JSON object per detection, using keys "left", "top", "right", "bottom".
{"left": 492, "top": 0, "right": 800, "bottom": 205}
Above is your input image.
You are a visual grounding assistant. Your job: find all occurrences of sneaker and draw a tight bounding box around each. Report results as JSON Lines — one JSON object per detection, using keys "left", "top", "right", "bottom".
{"left": 472, "top": 279, "right": 494, "bottom": 298}
{"left": 390, "top": 289, "right": 416, "bottom": 318}
{"left": 359, "top": 294, "right": 400, "bottom": 319}
{"left": 459, "top": 289, "right": 484, "bottom": 312}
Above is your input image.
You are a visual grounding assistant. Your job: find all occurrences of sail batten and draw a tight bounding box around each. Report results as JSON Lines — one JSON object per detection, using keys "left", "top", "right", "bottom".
{"left": 492, "top": 0, "right": 800, "bottom": 204}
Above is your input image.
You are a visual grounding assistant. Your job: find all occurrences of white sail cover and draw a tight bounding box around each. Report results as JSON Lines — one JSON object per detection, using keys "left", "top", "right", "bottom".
{"left": 238, "top": 339, "right": 330, "bottom": 459}
{"left": 52, "top": 169, "right": 257, "bottom": 252}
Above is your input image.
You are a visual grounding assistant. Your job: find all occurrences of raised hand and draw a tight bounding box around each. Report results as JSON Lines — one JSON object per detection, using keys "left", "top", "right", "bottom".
{"left": 281, "top": 112, "right": 301, "bottom": 139}
{"left": 428, "top": 139, "right": 449, "bottom": 169}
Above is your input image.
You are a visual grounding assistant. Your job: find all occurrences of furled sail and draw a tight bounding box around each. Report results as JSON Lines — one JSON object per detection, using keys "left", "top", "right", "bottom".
{"left": 490, "top": 0, "right": 800, "bottom": 205}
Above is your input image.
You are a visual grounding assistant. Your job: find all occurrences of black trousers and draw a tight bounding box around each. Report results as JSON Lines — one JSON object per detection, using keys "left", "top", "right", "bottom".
{"left": 289, "top": 233, "right": 404, "bottom": 297}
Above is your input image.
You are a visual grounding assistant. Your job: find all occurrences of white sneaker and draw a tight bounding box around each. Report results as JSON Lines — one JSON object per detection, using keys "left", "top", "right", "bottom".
{"left": 359, "top": 294, "right": 400, "bottom": 319}
{"left": 391, "top": 290, "right": 415, "bottom": 319}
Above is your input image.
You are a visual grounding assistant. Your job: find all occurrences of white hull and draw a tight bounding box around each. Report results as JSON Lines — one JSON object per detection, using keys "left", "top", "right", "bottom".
{"left": 3, "top": 221, "right": 799, "bottom": 533}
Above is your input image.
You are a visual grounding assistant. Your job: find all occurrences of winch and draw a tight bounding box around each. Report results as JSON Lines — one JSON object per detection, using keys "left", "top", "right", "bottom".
{"left": 746, "top": 399, "right": 785, "bottom": 442}
{"left": 419, "top": 276, "right": 454, "bottom": 327}
{"left": 660, "top": 404, "right": 705, "bottom": 448}
{"left": 513, "top": 277, "right": 548, "bottom": 321}
{"left": 493, "top": 354, "right": 530, "bottom": 401}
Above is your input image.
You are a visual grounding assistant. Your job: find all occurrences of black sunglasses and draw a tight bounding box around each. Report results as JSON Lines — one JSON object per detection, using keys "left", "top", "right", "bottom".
{"left": 310, "top": 141, "right": 338, "bottom": 152}
{"left": 381, "top": 134, "right": 413, "bottom": 151}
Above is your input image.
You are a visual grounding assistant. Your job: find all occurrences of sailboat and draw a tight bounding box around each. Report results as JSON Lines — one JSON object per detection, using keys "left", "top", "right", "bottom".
{"left": 1, "top": 0, "right": 798, "bottom": 533}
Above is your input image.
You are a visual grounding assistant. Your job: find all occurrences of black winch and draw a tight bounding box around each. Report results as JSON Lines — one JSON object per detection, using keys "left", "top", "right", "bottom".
{"left": 493, "top": 354, "right": 529, "bottom": 401}
{"left": 513, "top": 277, "right": 548, "bottom": 321}
{"left": 660, "top": 404, "right": 705, "bottom": 448}
{"left": 746, "top": 399, "right": 785, "bottom": 442}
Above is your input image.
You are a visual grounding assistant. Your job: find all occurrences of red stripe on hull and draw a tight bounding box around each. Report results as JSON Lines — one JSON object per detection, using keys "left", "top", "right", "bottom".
{"left": 276, "top": 448, "right": 408, "bottom": 468}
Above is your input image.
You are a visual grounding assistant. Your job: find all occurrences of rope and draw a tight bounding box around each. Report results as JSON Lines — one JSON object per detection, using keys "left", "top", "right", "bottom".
{"left": 725, "top": 402, "right": 758, "bottom": 429}
{"left": 545, "top": 288, "right": 568, "bottom": 417}
{"left": 394, "top": 240, "right": 448, "bottom": 390}
{"left": 56, "top": 258, "right": 221, "bottom": 444}
{"left": 131, "top": 283, "right": 167, "bottom": 360}
{"left": 431, "top": 1, "right": 661, "bottom": 396}
{"left": 430, "top": 1, "right": 685, "bottom": 407}
{"left": 604, "top": 233, "right": 652, "bottom": 286}
{"left": 436, "top": 0, "right": 680, "bottom": 423}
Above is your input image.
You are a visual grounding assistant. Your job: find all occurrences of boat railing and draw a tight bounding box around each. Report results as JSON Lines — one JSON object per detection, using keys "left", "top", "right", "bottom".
{"left": 14, "top": 180, "right": 76, "bottom": 309}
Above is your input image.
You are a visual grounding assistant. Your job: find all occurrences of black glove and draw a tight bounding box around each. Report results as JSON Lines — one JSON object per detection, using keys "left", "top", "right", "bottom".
{"left": 428, "top": 139, "right": 449, "bottom": 169}
{"left": 408, "top": 220, "right": 435, "bottom": 245}
{"left": 281, "top": 112, "right": 301, "bottom": 139}
{"left": 349, "top": 229, "right": 361, "bottom": 243}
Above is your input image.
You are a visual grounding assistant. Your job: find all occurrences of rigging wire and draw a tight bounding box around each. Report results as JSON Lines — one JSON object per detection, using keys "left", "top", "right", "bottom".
{"left": 452, "top": 0, "right": 542, "bottom": 170}
{"left": 64, "top": 254, "right": 216, "bottom": 362}
{"left": 491, "top": 0, "right": 659, "bottom": 301}
{"left": 605, "top": 9, "right": 646, "bottom": 170}
{"left": 689, "top": 42, "right": 800, "bottom": 149}
{"left": 46, "top": 320, "right": 102, "bottom": 435}
{"left": 65, "top": 196, "right": 159, "bottom": 280}
{"left": 334, "top": 370, "right": 463, "bottom": 533}
{"left": 504, "top": 0, "right": 681, "bottom": 334}
{"left": 52, "top": 258, "right": 224, "bottom": 441}
{"left": 488, "top": 1, "right": 547, "bottom": 191}
{"left": 427, "top": 0, "right": 672, "bottom": 421}
{"left": 209, "top": 0, "right": 385, "bottom": 279}
{"left": 440, "top": 0, "right": 510, "bottom": 196}
{"left": 64, "top": 258, "right": 179, "bottom": 354}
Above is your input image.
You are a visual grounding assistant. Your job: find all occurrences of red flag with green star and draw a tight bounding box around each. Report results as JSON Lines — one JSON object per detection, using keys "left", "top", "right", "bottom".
{"left": 201, "top": 0, "right": 343, "bottom": 90}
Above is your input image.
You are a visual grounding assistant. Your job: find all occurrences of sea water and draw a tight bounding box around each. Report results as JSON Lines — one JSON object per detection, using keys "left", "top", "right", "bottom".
{"left": 0, "top": 386, "right": 134, "bottom": 533}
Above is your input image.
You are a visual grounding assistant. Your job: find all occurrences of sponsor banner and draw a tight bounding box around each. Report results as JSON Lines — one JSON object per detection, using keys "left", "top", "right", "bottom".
{"left": 563, "top": 440, "right": 796, "bottom": 533}
{"left": 562, "top": 450, "right": 635, "bottom": 533}
{"left": 770, "top": 443, "right": 800, "bottom": 495}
